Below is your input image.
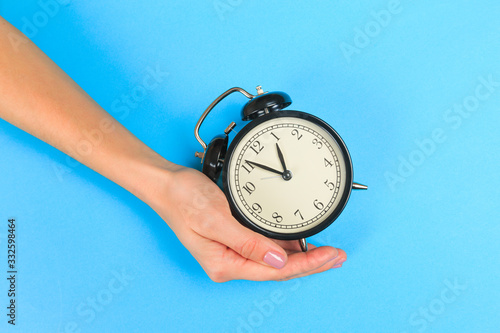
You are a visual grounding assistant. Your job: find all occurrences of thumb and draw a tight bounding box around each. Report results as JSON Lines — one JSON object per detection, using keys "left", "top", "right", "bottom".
{"left": 204, "top": 215, "right": 288, "bottom": 269}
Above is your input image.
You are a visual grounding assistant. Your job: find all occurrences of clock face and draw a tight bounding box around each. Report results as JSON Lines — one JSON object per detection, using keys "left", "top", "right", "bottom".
{"left": 222, "top": 111, "right": 353, "bottom": 240}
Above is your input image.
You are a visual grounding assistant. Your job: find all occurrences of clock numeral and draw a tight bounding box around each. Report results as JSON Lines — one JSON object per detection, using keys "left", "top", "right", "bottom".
{"left": 243, "top": 182, "right": 256, "bottom": 195}
{"left": 270, "top": 132, "right": 280, "bottom": 141}
{"left": 294, "top": 209, "right": 304, "bottom": 220}
{"left": 250, "top": 141, "right": 264, "bottom": 155}
{"left": 252, "top": 203, "right": 263, "bottom": 214}
{"left": 241, "top": 160, "right": 255, "bottom": 174}
{"left": 312, "top": 138, "right": 323, "bottom": 149}
{"left": 313, "top": 199, "right": 324, "bottom": 210}
{"left": 291, "top": 129, "right": 303, "bottom": 140}
{"left": 324, "top": 179, "right": 335, "bottom": 191}
{"left": 272, "top": 212, "right": 283, "bottom": 223}
{"left": 324, "top": 158, "right": 333, "bottom": 167}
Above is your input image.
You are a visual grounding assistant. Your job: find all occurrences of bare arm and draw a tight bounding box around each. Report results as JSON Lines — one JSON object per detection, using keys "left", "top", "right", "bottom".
{"left": 0, "top": 16, "right": 345, "bottom": 281}
{"left": 0, "top": 17, "right": 177, "bottom": 203}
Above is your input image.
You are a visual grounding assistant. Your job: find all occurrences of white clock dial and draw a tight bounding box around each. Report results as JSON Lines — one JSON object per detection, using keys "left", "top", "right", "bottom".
{"left": 225, "top": 114, "right": 350, "bottom": 236}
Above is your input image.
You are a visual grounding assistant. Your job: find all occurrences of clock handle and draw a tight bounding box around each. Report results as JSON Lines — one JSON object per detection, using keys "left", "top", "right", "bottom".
{"left": 194, "top": 87, "right": 255, "bottom": 159}
{"left": 299, "top": 238, "right": 308, "bottom": 252}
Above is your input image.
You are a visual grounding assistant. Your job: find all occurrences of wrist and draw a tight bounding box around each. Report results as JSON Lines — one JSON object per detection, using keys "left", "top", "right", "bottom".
{"left": 129, "top": 154, "right": 182, "bottom": 206}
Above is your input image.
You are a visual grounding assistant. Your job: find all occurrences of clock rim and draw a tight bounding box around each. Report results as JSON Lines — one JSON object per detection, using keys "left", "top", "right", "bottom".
{"left": 222, "top": 110, "right": 353, "bottom": 240}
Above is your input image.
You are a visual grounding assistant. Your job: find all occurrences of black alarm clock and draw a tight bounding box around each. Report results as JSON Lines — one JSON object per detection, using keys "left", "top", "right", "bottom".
{"left": 194, "top": 86, "right": 367, "bottom": 252}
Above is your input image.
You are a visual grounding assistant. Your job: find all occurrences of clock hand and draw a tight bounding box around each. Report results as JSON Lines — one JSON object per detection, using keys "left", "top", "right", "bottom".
{"left": 260, "top": 175, "right": 283, "bottom": 180}
{"left": 245, "top": 160, "right": 283, "bottom": 176}
{"left": 276, "top": 143, "right": 287, "bottom": 172}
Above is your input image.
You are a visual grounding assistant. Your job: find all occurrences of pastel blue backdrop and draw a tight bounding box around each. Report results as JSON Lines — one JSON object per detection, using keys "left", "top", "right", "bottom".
{"left": 1, "top": 1, "right": 499, "bottom": 332}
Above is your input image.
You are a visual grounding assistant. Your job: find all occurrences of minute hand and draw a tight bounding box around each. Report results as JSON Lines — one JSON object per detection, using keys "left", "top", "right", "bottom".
{"left": 245, "top": 160, "right": 283, "bottom": 176}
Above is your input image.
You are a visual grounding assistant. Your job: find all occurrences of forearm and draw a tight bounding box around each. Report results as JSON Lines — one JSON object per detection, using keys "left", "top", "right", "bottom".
{"left": 0, "top": 17, "right": 179, "bottom": 204}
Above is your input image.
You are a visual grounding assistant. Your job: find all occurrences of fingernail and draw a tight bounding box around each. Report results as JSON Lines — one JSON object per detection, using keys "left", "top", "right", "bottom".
{"left": 264, "top": 251, "right": 286, "bottom": 269}
{"left": 332, "top": 258, "right": 346, "bottom": 269}
{"left": 331, "top": 248, "right": 339, "bottom": 260}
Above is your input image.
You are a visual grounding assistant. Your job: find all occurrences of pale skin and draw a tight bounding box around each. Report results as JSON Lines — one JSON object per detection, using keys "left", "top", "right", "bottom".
{"left": 0, "top": 16, "right": 346, "bottom": 282}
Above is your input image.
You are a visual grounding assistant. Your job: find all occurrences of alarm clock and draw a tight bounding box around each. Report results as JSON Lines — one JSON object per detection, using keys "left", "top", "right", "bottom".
{"left": 194, "top": 86, "right": 367, "bottom": 252}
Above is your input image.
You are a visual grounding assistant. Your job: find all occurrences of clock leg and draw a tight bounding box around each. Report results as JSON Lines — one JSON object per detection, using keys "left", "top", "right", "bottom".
{"left": 299, "top": 238, "right": 308, "bottom": 252}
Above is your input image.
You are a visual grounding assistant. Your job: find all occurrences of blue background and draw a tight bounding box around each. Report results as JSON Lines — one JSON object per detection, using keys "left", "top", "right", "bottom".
{"left": 1, "top": 1, "right": 499, "bottom": 332}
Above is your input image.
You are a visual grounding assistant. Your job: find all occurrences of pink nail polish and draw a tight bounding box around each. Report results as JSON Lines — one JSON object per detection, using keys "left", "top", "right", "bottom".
{"left": 332, "top": 263, "right": 343, "bottom": 268}
{"left": 264, "top": 251, "right": 286, "bottom": 269}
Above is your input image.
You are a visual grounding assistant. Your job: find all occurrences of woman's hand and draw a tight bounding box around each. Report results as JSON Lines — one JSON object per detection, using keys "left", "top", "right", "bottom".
{"left": 0, "top": 17, "right": 345, "bottom": 282}
{"left": 149, "top": 167, "right": 346, "bottom": 282}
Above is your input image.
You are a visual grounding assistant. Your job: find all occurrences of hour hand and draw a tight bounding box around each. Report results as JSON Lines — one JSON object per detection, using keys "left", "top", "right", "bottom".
{"left": 245, "top": 160, "right": 283, "bottom": 176}
{"left": 276, "top": 143, "right": 287, "bottom": 172}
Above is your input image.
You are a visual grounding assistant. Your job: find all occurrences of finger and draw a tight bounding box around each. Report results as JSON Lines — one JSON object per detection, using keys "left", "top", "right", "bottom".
{"left": 193, "top": 213, "right": 288, "bottom": 269}
{"left": 273, "top": 239, "right": 317, "bottom": 253}
{"left": 278, "top": 248, "right": 347, "bottom": 281}
{"left": 283, "top": 244, "right": 317, "bottom": 255}
{"left": 247, "top": 246, "right": 342, "bottom": 281}
{"left": 224, "top": 245, "right": 344, "bottom": 281}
